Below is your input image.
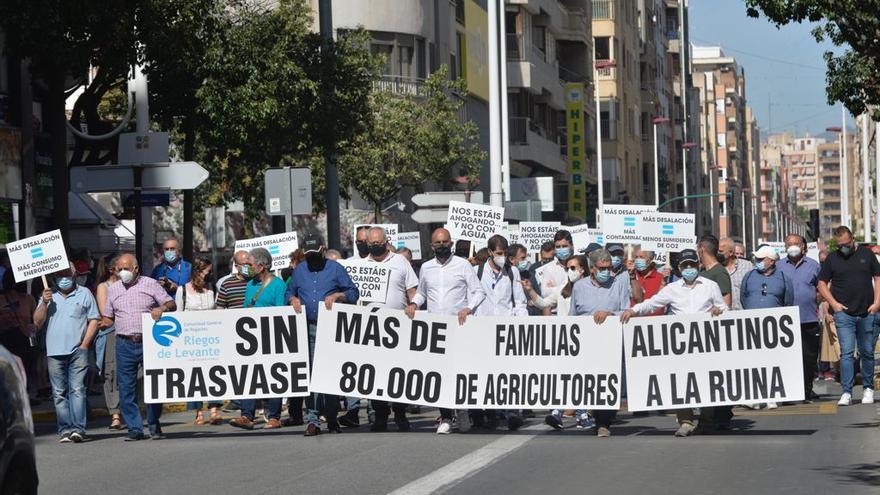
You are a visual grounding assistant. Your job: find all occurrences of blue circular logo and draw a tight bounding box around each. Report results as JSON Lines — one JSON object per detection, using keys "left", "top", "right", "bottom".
{"left": 152, "top": 315, "right": 183, "bottom": 347}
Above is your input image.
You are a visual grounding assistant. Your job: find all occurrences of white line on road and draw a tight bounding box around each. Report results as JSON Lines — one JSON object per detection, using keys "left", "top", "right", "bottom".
{"left": 387, "top": 424, "right": 544, "bottom": 495}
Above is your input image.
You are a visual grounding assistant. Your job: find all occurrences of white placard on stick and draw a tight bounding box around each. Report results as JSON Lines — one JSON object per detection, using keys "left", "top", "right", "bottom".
{"left": 519, "top": 222, "right": 561, "bottom": 253}
{"left": 234, "top": 232, "right": 299, "bottom": 271}
{"left": 446, "top": 201, "right": 505, "bottom": 242}
{"left": 354, "top": 224, "right": 399, "bottom": 244}
{"left": 143, "top": 307, "right": 311, "bottom": 403}
{"left": 6, "top": 230, "right": 69, "bottom": 283}
{"left": 569, "top": 224, "right": 604, "bottom": 252}
{"left": 339, "top": 259, "right": 392, "bottom": 304}
{"left": 623, "top": 307, "right": 804, "bottom": 412}
{"left": 602, "top": 205, "right": 656, "bottom": 244}
{"left": 639, "top": 212, "right": 696, "bottom": 252}
{"left": 396, "top": 231, "right": 422, "bottom": 260}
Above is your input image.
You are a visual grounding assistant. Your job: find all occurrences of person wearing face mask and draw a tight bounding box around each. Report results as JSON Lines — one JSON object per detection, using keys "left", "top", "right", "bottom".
{"left": 524, "top": 254, "right": 585, "bottom": 318}
{"left": 405, "top": 227, "right": 486, "bottom": 435}
{"left": 286, "top": 233, "right": 359, "bottom": 436}
{"left": 621, "top": 248, "right": 727, "bottom": 437}
{"left": 102, "top": 253, "right": 176, "bottom": 441}
{"left": 608, "top": 243, "right": 644, "bottom": 303}
{"left": 632, "top": 248, "right": 665, "bottom": 316}
{"left": 351, "top": 226, "right": 371, "bottom": 260}
{"left": 776, "top": 234, "right": 822, "bottom": 403}
{"left": 94, "top": 255, "right": 124, "bottom": 429}
{"left": 32, "top": 264, "right": 100, "bottom": 443}
{"left": 545, "top": 249, "right": 630, "bottom": 437}
{"left": 719, "top": 237, "right": 754, "bottom": 311}
{"left": 697, "top": 235, "right": 733, "bottom": 310}
{"left": 534, "top": 231, "right": 573, "bottom": 311}
{"left": 817, "top": 226, "right": 880, "bottom": 406}
{"left": 151, "top": 238, "right": 192, "bottom": 297}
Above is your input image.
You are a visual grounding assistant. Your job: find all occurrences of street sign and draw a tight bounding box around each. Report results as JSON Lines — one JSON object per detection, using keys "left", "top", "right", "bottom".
{"left": 264, "top": 167, "right": 312, "bottom": 216}
{"left": 412, "top": 208, "right": 449, "bottom": 224}
{"left": 510, "top": 177, "right": 554, "bottom": 211}
{"left": 122, "top": 192, "right": 170, "bottom": 207}
{"left": 70, "top": 162, "right": 209, "bottom": 193}
{"left": 411, "top": 191, "right": 484, "bottom": 207}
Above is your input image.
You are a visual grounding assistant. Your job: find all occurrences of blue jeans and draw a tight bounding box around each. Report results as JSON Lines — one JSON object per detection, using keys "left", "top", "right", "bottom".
{"left": 241, "top": 398, "right": 282, "bottom": 421}
{"left": 187, "top": 401, "right": 223, "bottom": 411}
{"left": 834, "top": 312, "right": 879, "bottom": 394}
{"left": 306, "top": 323, "right": 338, "bottom": 426}
{"left": 117, "top": 337, "right": 163, "bottom": 435}
{"left": 48, "top": 348, "right": 90, "bottom": 435}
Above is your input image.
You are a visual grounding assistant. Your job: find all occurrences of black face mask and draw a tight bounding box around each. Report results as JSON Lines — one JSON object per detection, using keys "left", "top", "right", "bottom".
{"left": 306, "top": 252, "right": 326, "bottom": 271}
{"left": 433, "top": 245, "right": 452, "bottom": 259}
{"left": 355, "top": 241, "right": 369, "bottom": 257}
{"left": 717, "top": 253, "right": 727, "bottom": 265}
{"left": 369, "top": 244, "right": 386, "bottom": 258}
{"left": 839, "top": 243, "right": 854, "bottom": 257}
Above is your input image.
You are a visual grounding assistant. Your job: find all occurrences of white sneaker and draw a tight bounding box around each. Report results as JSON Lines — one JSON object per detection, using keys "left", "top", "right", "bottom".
{"left": 436, "top": 420, "right": 452, "bottom": 435}
{"left": 455, "top": 410, "right": 471, "bottom": 433}
{"left": 838, "top": 393, "right": 852, "bottom": 406}
{"left": 766, "top": 402, "right": 778, "bottom": 410}
{"left": 862, "top": 389, "right": 875, "bottom": 404}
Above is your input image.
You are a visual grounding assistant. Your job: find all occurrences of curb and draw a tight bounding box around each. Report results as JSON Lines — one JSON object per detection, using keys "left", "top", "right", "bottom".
{"left": 32, "top": 402, "right": 189, "bottom": 423}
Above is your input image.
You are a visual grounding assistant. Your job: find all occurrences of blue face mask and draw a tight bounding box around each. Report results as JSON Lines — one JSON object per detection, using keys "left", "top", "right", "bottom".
{"left": 595, "top": 269, "right": 612, "bottom": 284}
{"left": 56, "top": 277, "right": 74, "bottom": 291}
{"left": 517, "top": 260, "right": 531, "bottom": 272}
{"left": 681, "top": 267, "right": 699, "bottom": 282}
{"left": 634, "top": 259, "right": 649, "bottom": 272}
{"left": 555, "top": 247, "right": 572, "bottom": 261}
{"left": 611, "top": 256, "right": 622, "bottom": 270}
{"left": 755, "top": 261, "right": 767, "bottom": 273}
{"left": 164, "top": 250, "right": 178, "bottom": 264}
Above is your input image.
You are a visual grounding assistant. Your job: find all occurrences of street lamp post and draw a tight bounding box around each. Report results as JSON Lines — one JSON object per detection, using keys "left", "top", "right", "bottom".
{"left": 741, "top": 187, "right": 749, "bottom": 250}
{"left": 682, "top": 142, "right": 698, "bottom": 211}
{"left": 826, "top": 124, "right": 846, "bottom": 230}
{"left": 652, "top": 116, "right": 670, "bottom": 207}
{"left": 594, "top": 59, "right": 617, "bottom": 220}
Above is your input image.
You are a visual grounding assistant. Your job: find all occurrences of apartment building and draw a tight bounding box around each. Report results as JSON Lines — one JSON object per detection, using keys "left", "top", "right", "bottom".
{"left": 759, "top": 135, "right": 786, "bottom": 242}
{"left": 744, "top": 107, "right": 762, "bottom": 250}
{"left": 817, "top": 133, "right": 860, "bottom": 238}
{"left": 783, "top": 135, "right": 824, "bottom": 214}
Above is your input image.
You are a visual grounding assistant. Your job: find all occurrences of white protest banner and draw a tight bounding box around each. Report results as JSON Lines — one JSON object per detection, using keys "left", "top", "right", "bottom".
{"left": 806, "top": 242, "right": 819, "bottom": 262}
{"left": 452, "top": 315, "right": 622, "bottom": 410}
{"left": 639, "top": 212, "right": 696, "bottom": 251}
{"left": 143, "top": 307, "right": 310, "bottom": 403}
{"left": 354, "top": 224, "right": 399, "bottom": 244}
{"left": 602, "top": 204, "right": 656, "bottom": 244}
{"left": 623, "top": 307, "right": 804, "bottom": 412}
{"left": 569, "top": 224, "right": 604, "bottom": 252}
{"left": 6, "top": 230, "right": 69, "bottom": 283}
{"left": 654, "top": 251, "right": 669, "bottom": 266}
{"left": 519, "top": 222, "right": 561, "bottom": 253}
{"left": 339, "top": 259, "right": 391, "bottom": 304}
{"left": 311, "top": 305, "right": 458, "bottom": 408}
{"left": 234, "top": 232, "right": 299, "bottom": 270}
{"left": 446, "top": 201, "right": 505, "bottom": 242}
{"left": 396, "top": 231, "right": 422, "bottom": 260}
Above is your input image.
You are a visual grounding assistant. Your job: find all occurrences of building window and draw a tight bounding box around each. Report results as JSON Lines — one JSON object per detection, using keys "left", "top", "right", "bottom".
{"left": 371, "top": 43, "right": 394, "bottom": 75}
{"left": 417, "top": 38, "right": 426, "bottom": 78}
{"left": 455, "top": 0, "right": 465, "bottom": 24}
{"left": 595, "top": 36, "right": 611, "bottom": 60}
{"left": 532, "top": 25, "right": 546, "bottom": 60}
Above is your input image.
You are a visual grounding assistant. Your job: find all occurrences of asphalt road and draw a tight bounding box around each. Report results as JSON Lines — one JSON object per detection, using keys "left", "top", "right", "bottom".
{"left": 34, "top": 380, "right": 880, "bottom": 495}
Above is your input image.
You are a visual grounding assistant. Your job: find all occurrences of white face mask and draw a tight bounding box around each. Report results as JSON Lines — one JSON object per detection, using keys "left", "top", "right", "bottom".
{"left": 786, "top": 245, "right": 802, "bottom": 258}
{"left": 118, "top": 270, "right": 135, "bottom": 284}
{"left": 567, "top": 268, "right": 581, "bottom": 283}
{"left": 492, "top": 255, "right": 507, "bottom": 268}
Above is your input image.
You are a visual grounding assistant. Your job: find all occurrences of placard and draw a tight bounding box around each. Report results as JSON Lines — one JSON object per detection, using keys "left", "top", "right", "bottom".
{"left": 623, "top": 307, "right": 804, "bottom": 412}
{"left": 446, "top": 201, "right": 505, "bottom": 242}
{"left": 354, "top": 223, "right": 399, "bottom": 244}
{"left": 143, "top": 307, "right": 311, "bottom": 403}
{"left": 639, "top": 212, "right": 696, "bottom": 251}
{"left": 234, "top": 232, "right": 299, "bottom": 271}
{"left": 6, "top": 230, "right": 69, "bottom": 283}
{"left": 602, "top": 205, "right": 655, "bottom": 244}
{"left": 569, "top": 224, "right": 604, "bottom": 252}
{"left": 339, "top": 259, "right": 391, "bottom": 304}
{"left": 519, "top": 222, "right": 561, "bottom": 254}
{"left": 396, "top": 231, "right": 422, "bottom": 260}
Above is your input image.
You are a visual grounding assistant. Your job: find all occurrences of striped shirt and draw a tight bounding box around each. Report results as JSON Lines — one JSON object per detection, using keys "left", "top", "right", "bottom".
{"left": 104, "top": 276, "right": 173, "bottom": 336}
{"left": 215, "top": 275, "right": 248, "bottom": 309}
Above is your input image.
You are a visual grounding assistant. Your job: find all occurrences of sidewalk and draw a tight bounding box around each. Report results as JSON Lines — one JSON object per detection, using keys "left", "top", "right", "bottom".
{"left": 31, "top": 393, "right": 188, "bottom": 423}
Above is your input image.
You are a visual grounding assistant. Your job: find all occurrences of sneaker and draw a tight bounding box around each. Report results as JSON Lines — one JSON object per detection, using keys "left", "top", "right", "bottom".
{"left": 766, "top": 402, "right": 778, "bottom": 410}
{"left": 507, "top": 415, "right": 524, "bottom": 431}
{"left": 436, "top": 419, "right": 452, "bottom": 435}
{"left": 69, "top": 431, "right": 84, "bottom": 443}
{"left": 674, "top": 423, "right": 696, "bottom": 437}
{"left": 576, "top": 414, "right": 595, "bottom": 430}
{"left": 124, "top": 432, "right": 147, "bottom": 442}
{"left": 304, "top": 424, "right": 321, "bottom": 436}
{"left": 59, "top": 433, "right": 72, "bottom": 443}
{"left": 229, "top": 416, "right": 255, "bottom": 430}
{"left": 862, "top": 389, "right": 875, "bottom": 404}
{"left": 455, "top": 410, "right": 471, "bottom": 433}
{"left": 544, "top": 413, "right": 563, "bottom": 430}
{"left": 823, "top": 371, "right": 835, "bottom": 381}
{"left": 597, "top": 426, "right": 611, "bottom": 437}
{"left": 838, "top": 393, "right": 852, "bottom": 406}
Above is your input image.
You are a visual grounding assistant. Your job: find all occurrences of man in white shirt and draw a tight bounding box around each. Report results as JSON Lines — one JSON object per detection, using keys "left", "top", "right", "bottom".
{"left": 534, "top": 230, "right": 572, "bottom": 310}
{"left": 405, "top": 227, "right": 486, "bottom": 434}
{"left": 621, "top": 248, "right": 727, "bottom": 437}
{"left": 362, "top": 227, "right": 419, "bottom": 432}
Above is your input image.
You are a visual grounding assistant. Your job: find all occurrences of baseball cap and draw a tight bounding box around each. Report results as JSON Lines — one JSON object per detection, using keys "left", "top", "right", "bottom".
{"left": 753, "top": 245, "right": 779, "bottom": 260}
{"left": 606, "top": 243, "right": 625, "bottom": 254}
{"left": 677, "top": 248, "right": 699, "bottom": 266}
{"left": 302, "top": 232, "right": 324, "bottom": 253}
{"left": 581, "top": 242, "right": 603, "bottom": 255}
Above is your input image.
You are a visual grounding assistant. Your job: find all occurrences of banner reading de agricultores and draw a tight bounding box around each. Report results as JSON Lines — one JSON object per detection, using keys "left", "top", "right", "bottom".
{"left": 143, "top": 307, "right": 310, "bottom": 403}
{"left": 623, "top": 307, "right": 804, "bottom": 412}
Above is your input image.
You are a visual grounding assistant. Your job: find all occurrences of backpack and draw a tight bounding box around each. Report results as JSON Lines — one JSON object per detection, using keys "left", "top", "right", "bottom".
{"left": 477, "top": 262, "right": 516, "bottom": 308}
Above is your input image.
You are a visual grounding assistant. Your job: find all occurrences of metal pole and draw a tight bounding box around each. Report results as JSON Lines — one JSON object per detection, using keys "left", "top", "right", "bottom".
{"left": 594, "top": 53, "right": 604, "bottom": 222}
{"left": 488, "top": 0, "right": 503, "bottom": 208}
{"left": 653, "top": 122, "right": 659, "bottom": 206}
{"left": 499, "top": 0, "right": 511, "bottom": 203}
{"left": 741, "top": 190, "right": 747, "bottom": 246}
{"left": 862, "top": 113, "right": 871, "bottom": 242}
{"left": 841, "top": 106, "right": 850, "bottom": 228}
{"left": 133, "top": 64, "right": 151, "bottom": 270}
{"left": 134, "top": 167, "right": 143, "bottom": 270}
{"left": 678, "top": 0, "right": 688, "bottom": 210}
{"left": 319, "top": 0, "right": 341, "bottom": 249}
{"left": 876, "top": 122, "right": 880, "bottom": 241}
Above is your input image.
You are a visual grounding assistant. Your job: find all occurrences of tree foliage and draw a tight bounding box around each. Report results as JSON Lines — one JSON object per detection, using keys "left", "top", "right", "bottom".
{"left": 745, "top": 0, "right": 880, "bottom": 120}
{"left": 339, "top": 67, "right": 484, "bottom": 218}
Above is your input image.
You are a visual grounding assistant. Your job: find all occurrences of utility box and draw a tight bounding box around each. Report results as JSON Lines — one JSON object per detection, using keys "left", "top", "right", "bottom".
{"left": 264, "top": 167, "right": 312, "bottom": 216}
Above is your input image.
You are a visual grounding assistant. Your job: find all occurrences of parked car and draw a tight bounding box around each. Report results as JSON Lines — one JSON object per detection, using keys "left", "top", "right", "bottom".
{"left": 0, "top": 345, "right": 37, "bottom": 495}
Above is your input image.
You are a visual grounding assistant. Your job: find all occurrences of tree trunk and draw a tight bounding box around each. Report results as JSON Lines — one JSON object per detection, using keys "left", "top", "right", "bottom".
{"left": 182, "top": 115, "right": 196, "bottom": 263}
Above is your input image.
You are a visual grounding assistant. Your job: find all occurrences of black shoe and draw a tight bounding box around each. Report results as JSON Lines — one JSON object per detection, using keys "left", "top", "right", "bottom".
{"left": 507, "top": 416, "right": 524, "bottom": 431}
{"left": 327, "top": 421, "right": 342, "bottom": 433}
{"left": 283, "top": 415, "right": 304, "bottom": 427}
{"left": 304, "top": 424, "right": 321, "bottom": 436}
{"left": 370, "top": 421, "right": 388, "bottom": 432}
{"left": 406, "top": 405, "right": 422, "bottom": 414}
{"left": 544, "top": 414, "right": 563, "bottom": 430}
{"left": 150, "top": 430, "right": 166, "bottom": 440}
{"left": 521, "top": 409, "right": 535, "bottom": 418}
{"left": 338, "top": 410, "right": 360, "bottom": 428}
{"left": 809, "top": 390, "right": 821, "bottom": 400}
{"left": 124, "top": 432, "right": 147, "bottom": 442}
{"left": 395, "top": 416, "right": 411, "bottom": 432}
{"left": 484, "top": 415, "right": 500, "bottom": 430}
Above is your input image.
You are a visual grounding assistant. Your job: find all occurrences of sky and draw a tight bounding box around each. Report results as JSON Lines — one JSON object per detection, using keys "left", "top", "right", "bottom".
{"left": 688, "top": 0, "right": 853, "bottom": 138}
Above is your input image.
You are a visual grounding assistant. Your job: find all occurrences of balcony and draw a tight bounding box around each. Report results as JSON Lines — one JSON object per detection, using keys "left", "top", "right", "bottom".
{"left": 507, "top": 37, "right": 566, "bottom": 108}
{"left": 508, "top": 116, "right": 569, "bottom": 174}
{"left": 592, "top": 0, "right": 613, "bottom": 20}
{"left": 596, "top": 59, "right": 616, "bottom": 79}
{"left": 372, "top": 75, "right": 427, "bottom": 98}
{"left": 558, "top": 6, "right": 590, "bottom": 45}
{"left": 507, "top": 33, "right": 525, "bottom": 61}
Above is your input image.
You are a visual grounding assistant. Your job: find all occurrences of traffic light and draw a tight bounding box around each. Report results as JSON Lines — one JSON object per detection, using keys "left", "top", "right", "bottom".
{"left": 808, "top": 209, "right": 820, "bottom": 241}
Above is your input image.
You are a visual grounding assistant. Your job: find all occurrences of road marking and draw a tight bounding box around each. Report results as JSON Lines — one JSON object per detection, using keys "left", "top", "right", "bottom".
{"left": 388, "top": 424, "right": 543, "bottom": 495}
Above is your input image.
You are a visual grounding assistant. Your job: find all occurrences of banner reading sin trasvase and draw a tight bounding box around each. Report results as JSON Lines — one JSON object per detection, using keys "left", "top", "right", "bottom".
{"left": 143, "top": 307, "right": 311, "bottom": 403}
{"left": 309, "top": 305, "right": 622, "bottom": 409}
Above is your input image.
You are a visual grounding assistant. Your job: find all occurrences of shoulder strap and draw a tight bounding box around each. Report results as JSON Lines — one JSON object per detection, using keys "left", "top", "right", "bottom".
{"left": 506, "top": 265, "right": 515, "bottom": 307}
{"left": 477, "top": 262, "right": 485, "bottom": 280}
{"left": 181, "top": 284, "right": 187, "bottom": 310}
{"left": 246, "top": 275, "right": 273, "bottom": 308}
